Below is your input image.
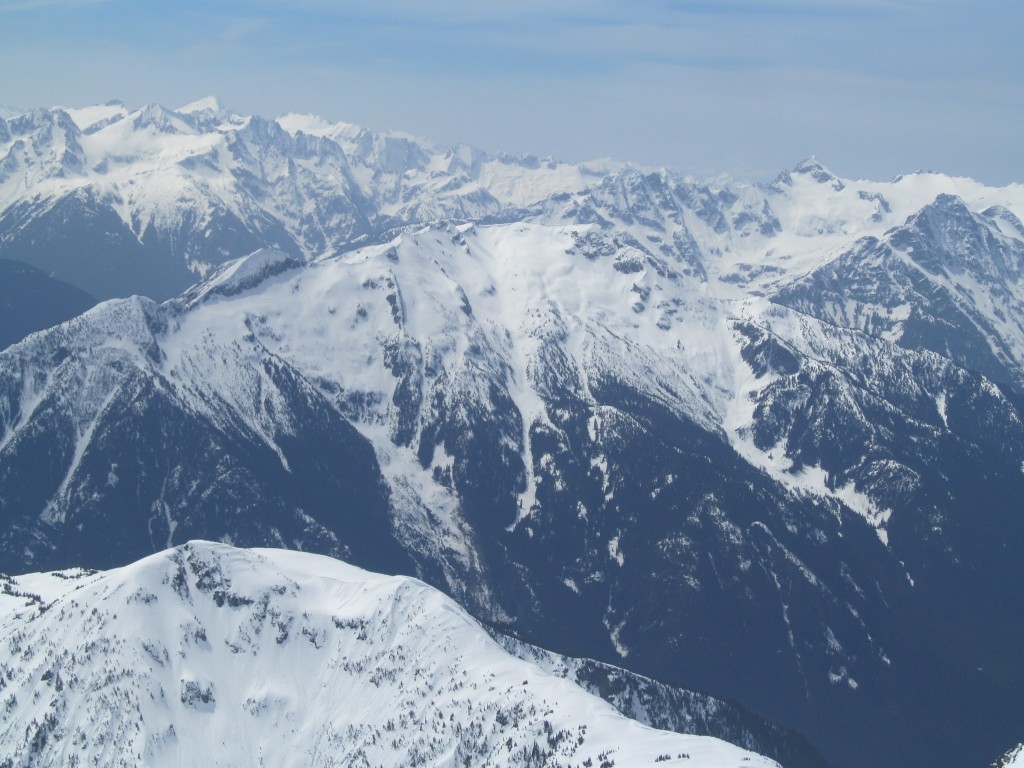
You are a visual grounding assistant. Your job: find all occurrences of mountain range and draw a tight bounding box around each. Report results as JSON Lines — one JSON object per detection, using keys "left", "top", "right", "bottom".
{"left": 1, "top": 98, "right": 1023, "bottom": 768}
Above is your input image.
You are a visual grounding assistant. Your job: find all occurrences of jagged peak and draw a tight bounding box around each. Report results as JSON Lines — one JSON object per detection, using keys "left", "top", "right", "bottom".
{"left": 6, "top": 106, "right": 80, "bottom": 136}
{"left": 131, "top": 102, "right": 196, "bottom": 134}
{"left": 906, "top": 193, "right": 975, "bottom": 228}
{"left": 235, "top": 113, "right": 293, "bottom": 145}
{"left": 793, "top": 155, "right": 826, "bottom": 172}
{"left": 771, "top": 156, "right": 845, "bottom": 191}
{"left": 793, "top": 156, "right": 841, "bottom": 182}
{"left": 928, "top": 192, "right": 972, "bottom": 213}
{"left": 889, "top": 192, "right": 1024, "bottom": 281}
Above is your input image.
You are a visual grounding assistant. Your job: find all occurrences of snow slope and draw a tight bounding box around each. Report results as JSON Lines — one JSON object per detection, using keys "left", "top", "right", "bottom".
{"left": 992, "top": 744, "right": 1024, "bottom": 768}
{"left": 0, "top": 541, "right": 776, "bottom": 768}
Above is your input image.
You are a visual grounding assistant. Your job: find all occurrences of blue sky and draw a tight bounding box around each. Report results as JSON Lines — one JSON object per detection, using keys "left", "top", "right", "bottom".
{"left": 1, "top": 0, "right": 1021, "bottom": 183}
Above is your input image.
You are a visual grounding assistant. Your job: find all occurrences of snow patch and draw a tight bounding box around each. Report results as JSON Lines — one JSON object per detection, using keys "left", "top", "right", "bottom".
{"left": 732, "top": 430, "right": 892, "bottom": 547}
{"left": 603, "top": 615, "right": 630, "bottom": 659}
{"left": 935, "top": 392, "right": 948, "bottom": 427}
{"left": 608, "top": 535, "right": 625, "bottom": 567}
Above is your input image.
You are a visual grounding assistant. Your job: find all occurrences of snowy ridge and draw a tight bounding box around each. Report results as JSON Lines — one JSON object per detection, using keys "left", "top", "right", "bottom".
{"left": 2, "top": 99, "right": 1022, "bottom": 305}
{"left": 491, "top": 632, "right": 829, "bottom": 768}
{"left": 177, "top": 247, "right": 303, "bottom": 308}
{"left": 0, "top": 541, "right": 777, "bottom": 768}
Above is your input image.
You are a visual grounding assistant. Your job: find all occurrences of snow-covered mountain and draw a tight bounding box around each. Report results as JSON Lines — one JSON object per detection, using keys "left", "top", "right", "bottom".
{"left": 1, "top": 99, "right": 1023, "bottom": 768}
{"left": 0, "top": 540, "right": 780, "bottom": 768}
{"left": 775, "top": 192, "right": 1024, "bottom": 390}
{"left": 0, "top": 98, "right": 625, "bottom": 301}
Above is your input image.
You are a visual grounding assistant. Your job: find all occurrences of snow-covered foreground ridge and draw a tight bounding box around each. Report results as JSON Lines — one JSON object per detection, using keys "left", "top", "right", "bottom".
{"left": 0, "top": 541, "right": 776, "bottom": 768}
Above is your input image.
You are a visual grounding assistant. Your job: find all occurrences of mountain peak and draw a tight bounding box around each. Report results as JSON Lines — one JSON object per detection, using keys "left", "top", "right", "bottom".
{"left": 929, "top": 191, "right": 969, "bottom": 211}
{"left": 771, "top": 156, "right": 845, "bottom": 190}
{"left": 176, "top": 96, "right": 222, "bottom": 114}
{"left": 792, "top": 156, "right": 839, "bottom": 182}
{"left": 276, "top": 111, "right": 335, "bottom": 137}
{"left": 132, "top": 102, "right": 196, "bottom": 134}
{"left": 904, "top": 193, "right": 974, "bottom": 233}
{"left": 889, "top": 192, "right": 1024, "bottom": 284}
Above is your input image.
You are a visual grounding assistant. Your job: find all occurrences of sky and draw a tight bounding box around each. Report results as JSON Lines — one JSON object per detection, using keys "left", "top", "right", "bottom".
{"left": 1, "top": 0, "right": 1021, "bottom": 184}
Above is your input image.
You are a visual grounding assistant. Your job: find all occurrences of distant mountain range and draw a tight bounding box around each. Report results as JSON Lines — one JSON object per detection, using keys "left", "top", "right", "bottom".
{"left": 1, "top": 99, "right": 1023, "bottom": 768}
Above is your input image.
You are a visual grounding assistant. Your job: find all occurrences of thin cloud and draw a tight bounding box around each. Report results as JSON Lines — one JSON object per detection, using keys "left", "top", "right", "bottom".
{"left": 0, "top": 0, "right": 107, "bottom": 11}
{"left": 0, "top": 0, "right": 1019, "bottom": 184}
{"left": 221, "top": 17, "right": 269, "bottom": 43}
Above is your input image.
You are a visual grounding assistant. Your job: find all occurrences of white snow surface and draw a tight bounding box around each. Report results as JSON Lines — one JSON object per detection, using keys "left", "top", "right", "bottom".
{"left": 999, "top": 744, "right": 1024, "bottom": 767}
{"left": 63, "top": 101, "right": 129, "bottom": 132}
{"left": 0, "top": 541, "right": 777, "bottom": 768}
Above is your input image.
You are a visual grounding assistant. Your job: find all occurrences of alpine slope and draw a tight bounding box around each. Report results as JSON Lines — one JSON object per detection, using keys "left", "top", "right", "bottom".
{"left": 1, "top": 99, "right": 1023, "bottom": 768}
